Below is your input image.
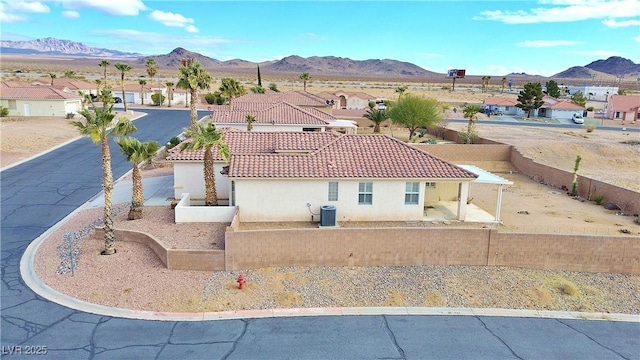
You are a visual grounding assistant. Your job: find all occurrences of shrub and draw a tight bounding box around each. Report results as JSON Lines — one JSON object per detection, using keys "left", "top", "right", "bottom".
{"left": 554, "top": 278, "right": 579, "bottom": 296}
{"left": 591, "top": 193, "right": 604, "bottom": 205}
{"left": 204, "top": 92, "right": 216, "bottom": 104}
{"left": 166, "top": 136, "right": 181, "bottom": 149}
{"left": 634, "top": 217, "right": 640, "bottom": 225}
{"left": 250, "top": 85, "right": 265, "bottom": 94}
{"left": 0, "top": 106, "right": 9, "bottom": 117}
{"left": 586, "top": 106, "right": 594, "bottom": 111}
{"left": 458, "top": 125, "right": 479, "bottom": 144}
{"left": 65, "top": 112, "right": 75, "bottom": 119}
{"left": 269, "top": 83, "right": 279, "bottom": 92}
{"left": 151, "top": 93, "right": 165, "bottom": 106}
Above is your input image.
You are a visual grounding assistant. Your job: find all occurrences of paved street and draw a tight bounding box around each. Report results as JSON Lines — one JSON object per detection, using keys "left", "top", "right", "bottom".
{"left": 1, "top": 108, "right": 638, "bottom": 359}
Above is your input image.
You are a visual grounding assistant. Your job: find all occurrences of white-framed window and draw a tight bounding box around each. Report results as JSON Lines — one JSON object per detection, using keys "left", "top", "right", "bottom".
{"left": 425, "top": 182, "right": 436, "bottom": 188}
{"left": 328, "top": 182, "right": 338, "bottom": 201}
{"left": 358, "top": 182, "right": 373, "bottom": 205}
{"left": 405, "top": 182, "right": 420, "bottom": 205}
{"left": 8, "top": 100, "right": 16, "bottom": 110}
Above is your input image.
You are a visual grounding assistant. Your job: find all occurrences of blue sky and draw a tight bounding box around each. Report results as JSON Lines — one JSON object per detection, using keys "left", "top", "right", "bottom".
{"left": 1, "top": 0, "right": 639, "bottom": 76}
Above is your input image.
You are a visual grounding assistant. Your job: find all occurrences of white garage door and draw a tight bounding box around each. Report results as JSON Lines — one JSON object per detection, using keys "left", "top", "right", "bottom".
{"left": 65, "top": 101, "right": 79, "bottom": 114}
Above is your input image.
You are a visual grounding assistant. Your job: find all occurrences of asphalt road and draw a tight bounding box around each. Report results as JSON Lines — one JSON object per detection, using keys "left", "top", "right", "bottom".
{"left": 1, "top": 108, "right": 639, "bottom": 359}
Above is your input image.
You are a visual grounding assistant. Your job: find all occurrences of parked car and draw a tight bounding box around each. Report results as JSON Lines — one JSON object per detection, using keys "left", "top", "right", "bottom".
{"left": 572, "top": 113, "right": 584, "bottom": 124}
{"left": 113, "top": 96, "right": 123, "bottom": 103}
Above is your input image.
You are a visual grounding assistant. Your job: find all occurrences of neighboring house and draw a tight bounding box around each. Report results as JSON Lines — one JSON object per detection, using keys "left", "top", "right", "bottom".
{"left": 482, "top": 97, "right": 521, "bottom": 115}
{"left": 537, "top": 96, "right": 585, "bottom": 120}
{"left": 566, "top": 85, "right": 618, "bottom": 101}
{"left": 168, "top": 131, "right": 483, "bottom": 223}
{"left": 606, "top": 94, "right": 640, "bottom": 124}
{"left": 0, "top": 83, "right": 82, "bottom": 116}
{"left": 316, "top": 91, "right": 376, "bottom": 110}
{"left": 209, "top": 101, "right": 333, "bottom": 132}
{"left": 233, "top": 90, "right": 332, "bottom": 113}
{"left": 121, "top": 83, "right": 153, "bottom": 105}
{"left": 32, "top": 78, "right": 97, "bottom": 97}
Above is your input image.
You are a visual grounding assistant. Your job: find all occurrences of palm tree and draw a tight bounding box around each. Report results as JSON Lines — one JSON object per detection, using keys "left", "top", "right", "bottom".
{"left": 362, "top": 108, "right": 389, "bottom": 133}
{"left": 70, "top": 90, "right": 137, "bottom": 255}
{"left": 64, "top": 70, "right": 76, "bottom": 78}
{"left": 165, "top": 81, "right": 174, "bottom": 107}
{"left": 462, "top": 104, "right": 483, "bottom": 144}
{"left": 146, "top": 58, "right": 158, "bottom": 83}
{"left": 94, "top": 79, "right": 102, "bottom": 94}
{"left": 138, "top": 79, "right": 147, "bottom": 105}
{"left": 115, "top": 137, "right": 160, "bottom": 220}
{"left": 114, "top": 62, "right": 132, "bottom": 112}
{"left": 178, "top": 59, "right": 213, "bottom": 128}
{"left": 48, "top": 73, "right": 56, "bottom": 86}
{"left": 219, "top": 78, "right": 246, "bottom": 110}
{"left": 99, "top": 60, "right": 110, "bottom": 86}
{"left": 501, "top": 77, "right": 507, "bottom": 94}
{"left": 180, "top": 122, "right": 230, "bottom": 206}
{"left": 299, "top": 72, "right": 311, "bottom": 91}
{"left": 246, "top": 114, "right": 256, "bottom": 131}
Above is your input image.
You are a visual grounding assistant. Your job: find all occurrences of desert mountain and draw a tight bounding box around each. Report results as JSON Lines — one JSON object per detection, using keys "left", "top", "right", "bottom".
{"left": 0, "top": 37, "right": 140, "bottom": 58}
{"left": 553, "top": 56, "right": 639, "bottom": 79}
{"left": 138, "top": 47, "right": 221, "bottom": 68}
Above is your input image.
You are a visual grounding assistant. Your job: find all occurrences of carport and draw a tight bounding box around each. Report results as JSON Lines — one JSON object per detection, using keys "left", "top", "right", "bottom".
{"left": 458, "top": 164, "right": 513, "bottom": 222}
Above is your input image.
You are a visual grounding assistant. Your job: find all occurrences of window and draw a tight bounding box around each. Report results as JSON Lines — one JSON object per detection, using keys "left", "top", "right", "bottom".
{"left": 8, "top": 100, "right": 16, "bottom": 110}
{"left": 358, "top": 182, "right": 372, "bottom": 205}
{"left": 425, "top": 182, "right": 436, "bottom": 188}
{"left": 405, "top": 182, "right": 420, "bottom": 205}
{"left": 328, "top": 182, "right": 338, "bottom": 201}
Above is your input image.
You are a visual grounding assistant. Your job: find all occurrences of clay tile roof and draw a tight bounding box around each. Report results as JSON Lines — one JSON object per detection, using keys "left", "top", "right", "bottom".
{"left": 542, "top": 96, "right": 584, "bottom": 110}
{"left": 166, "top": 130, "right": 341, "bottom": 161}
{"left": 211, "top": 101, "right": 334, "bottom": 125}
{"left": 228, "top": 134, "right": 478, "bottom": 179}
{"left": 0, "top": 84, "right": 82, "bottom": 100}
{"left": 234, "top": 90, "right": 327, "bottom": 107}
{"left": 611, "top": 94, "right": 640, "bottom": 111}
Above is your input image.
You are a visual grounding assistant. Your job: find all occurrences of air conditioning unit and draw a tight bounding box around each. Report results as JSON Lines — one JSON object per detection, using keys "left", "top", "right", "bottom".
{"left": 320, "top": 205, "right": 337, "bottom": 226}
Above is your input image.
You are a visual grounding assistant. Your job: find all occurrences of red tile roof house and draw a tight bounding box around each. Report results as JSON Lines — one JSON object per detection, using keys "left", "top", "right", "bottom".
{"left": 316, "top": 90, "right": 376, "bottom": 110}
{"left": 538, "top": 96, "right": 585, "bottom": 120}
{"left": 167, "top": 130, "right": 497, "bottom": 224}
{"left": 31, "top": 78, "right": 97, "bottom": 97}
{"left": 606, "top": 94, "right": 640, "bottom": 124}
{"left": 0, "top": 82, "right": 82, "bottom": 117}
{"left": 482, "top": 97, "right": 521, "bottom": 116}
{"left": 232, "top": 90, "right": 332, "bottom": 113}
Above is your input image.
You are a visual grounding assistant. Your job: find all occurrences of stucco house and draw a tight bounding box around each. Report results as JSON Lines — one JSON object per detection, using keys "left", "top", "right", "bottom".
{"left": 208, "top": 101, "right": 336, "bottom": 132}
{"left": 605, "top": 94, "right": 640, "bottom": 124}
{"left": 168, "top": 130, "right": 489, "bottom": 223}
{"left": 537, "top": 96, "right": 585, "bottom": 120}
{"left": 0, "top": 82, "right": 82, "bottom": 116}
{"left": 233, "top": 90, "right": 332, "bottom": 113}
{"left": 566, "top": 85, "right": 618, "bottom": 101}
{"left": 32, "top": 78, "right": 97, "bottom": 97}
{"left": 483, "top": 97, "right": 520, "bottom": 115}
{"left": 316, "top": 90, "right": 376, "bottom": 110}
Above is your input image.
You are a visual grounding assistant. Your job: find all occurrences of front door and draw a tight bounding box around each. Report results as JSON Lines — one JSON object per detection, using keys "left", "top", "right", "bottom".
{"left": 23, "top": 103, "right": 31, "bottom": 116}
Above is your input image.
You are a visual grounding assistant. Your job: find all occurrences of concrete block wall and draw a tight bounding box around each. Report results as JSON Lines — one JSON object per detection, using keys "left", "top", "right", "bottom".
{"left": 225, "top": 226, "right": 640, "bottom": 274}
{"left": 413, "top": 144, "right": 511, "bottom": 161}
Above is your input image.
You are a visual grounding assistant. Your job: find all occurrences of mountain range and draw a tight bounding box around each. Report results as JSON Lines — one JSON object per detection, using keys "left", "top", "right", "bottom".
{"left": 1, "top": 37, "right": 638, "bottom": 79}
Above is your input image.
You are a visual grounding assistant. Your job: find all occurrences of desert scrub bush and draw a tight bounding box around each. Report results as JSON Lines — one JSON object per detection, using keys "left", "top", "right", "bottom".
{"left": 634, "top": 217, "right": 640, "bottom": 225}
{"left": 553, "top": 278, "right": 579, "bottom": 296}
{"left": 0, "top": 106, "right": 9, "bottom": 117}
{"left": 151, "top": 93, "right": 166, "bottom": 106}
{"left": 166, "top": 136, "right": 181, "bottom": 149}
{"left": 591, "top": 193, "right": 604, "bottom": 205}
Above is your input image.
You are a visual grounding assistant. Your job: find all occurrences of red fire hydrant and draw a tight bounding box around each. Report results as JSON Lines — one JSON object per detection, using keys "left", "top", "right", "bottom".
{"left": 237, "top": 274, "right": 246, "bottom": 290}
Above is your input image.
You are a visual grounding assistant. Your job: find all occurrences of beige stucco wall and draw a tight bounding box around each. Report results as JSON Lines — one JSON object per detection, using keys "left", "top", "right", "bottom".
{"left": 1, "top": 99, "right": 81, "bottom": 117}
{"left": 173, "top": 161, "right": 230, "bottom": 200}
{"left": 234, "top": 179, "right": 434, "bottom": 222}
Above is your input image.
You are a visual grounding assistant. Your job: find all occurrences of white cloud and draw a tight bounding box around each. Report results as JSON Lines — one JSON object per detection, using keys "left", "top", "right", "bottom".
{"left": 61, "top": 0, "right": 146, "bottom": 16}
{"left": 634, "top": 36, "right": 640, "bottom": 42}
{"left": 602, "top": 19, "right": 640, "bottom": 27}
{"left": 148, "top": 10, "right": 198, "bottom": 33}
{"left": 475, "top": 0, "right": 640, "bottom": 24}
{"left": 0, "top": 12, "right": 26, "bottom": 22}
{"left": 8, "top": 1, "right": 49, "bottom": 13}
{"left": 62, "top": 10, "right": 79, "bottom": 19}
{"left": 516, "top": 40, "right": 581, "bottom": 47}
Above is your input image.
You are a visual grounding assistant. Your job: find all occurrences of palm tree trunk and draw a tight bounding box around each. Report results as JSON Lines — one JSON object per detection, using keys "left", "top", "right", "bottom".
{"left": 121, "top": 75, "right": 127, "bottom": 112}
{"left": 168, "top": 89, "right": 172, "bottom": 108}
{"left": 101, "top": 136, "right": 116, "bottom": 255}
{"left": 203, "top": 147, "right": 218, "bottom": 206}
{"left": 190, "top": 88, "right": 198, "bottom": 128}
{"left": 128, "top": 162, "right": 144, "bottom": 220}
{"left": 373, "top": 123, "right": 380, "bottom": 133}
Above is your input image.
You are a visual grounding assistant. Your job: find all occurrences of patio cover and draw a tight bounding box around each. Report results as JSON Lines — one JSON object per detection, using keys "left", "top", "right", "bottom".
{"left": 458, "top": 164, "right": 513, "bottom": 222}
